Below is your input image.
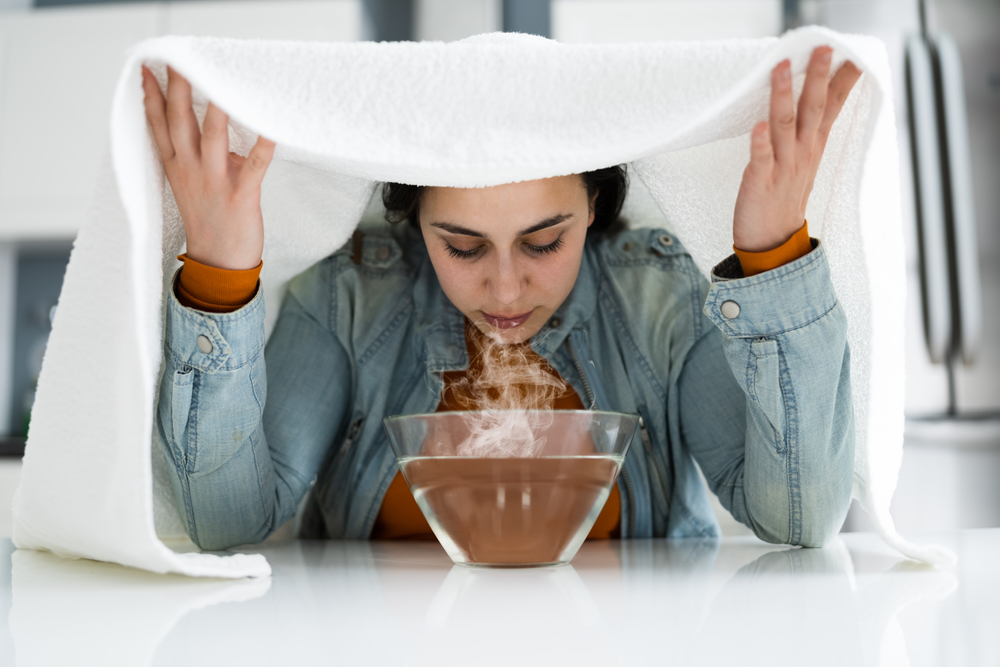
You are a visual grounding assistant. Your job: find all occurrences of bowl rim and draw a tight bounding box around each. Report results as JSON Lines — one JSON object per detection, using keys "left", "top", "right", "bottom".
{"left": 383, "top": 409, "right": 640, "bottom": 426}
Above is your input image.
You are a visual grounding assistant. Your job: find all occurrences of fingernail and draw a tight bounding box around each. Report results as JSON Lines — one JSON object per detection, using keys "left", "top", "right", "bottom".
{"left": 781, "top": 66, "right": 791, "bottom": 80}
{"left": 821, "top": 49, "right": 832, "bottom": 64}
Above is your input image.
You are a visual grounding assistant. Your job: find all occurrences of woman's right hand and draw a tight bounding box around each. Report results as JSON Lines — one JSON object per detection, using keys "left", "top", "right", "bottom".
{"left": 141, "top": 65, "right": 275, "bottom": 270}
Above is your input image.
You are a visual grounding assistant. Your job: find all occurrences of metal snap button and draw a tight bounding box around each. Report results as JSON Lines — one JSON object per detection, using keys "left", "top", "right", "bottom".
{"left": 376, "top": 245, "right": 390, "bottom": 260}
{"left": 549, "top": 317, "right": 562, "bottom": 328}
{"left": 197, "top": 335, "right": 213, "bottom": 354}
{"left": 622, "top": 242, "right": 633, "bottom": 252}
{"left": 659, "top": 234, "right": 673, "bottom": 247}
{"left": 720, "top": 301, "right": 741, "bottom": 319}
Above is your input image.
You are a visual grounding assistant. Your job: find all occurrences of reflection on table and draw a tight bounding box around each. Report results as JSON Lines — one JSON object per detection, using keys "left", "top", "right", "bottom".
{"left": 1, "top": 530, "right": 992, "bottom": 667}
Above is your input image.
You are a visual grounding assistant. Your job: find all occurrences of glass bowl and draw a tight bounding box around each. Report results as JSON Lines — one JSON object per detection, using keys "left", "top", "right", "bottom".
{"left": 382, "top": 410, "right": 638, "bottom": 567}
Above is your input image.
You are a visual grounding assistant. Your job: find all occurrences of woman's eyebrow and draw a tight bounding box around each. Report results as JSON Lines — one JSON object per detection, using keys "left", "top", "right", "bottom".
{"left": 429, "top": 213, "right": 573, "bottom": 239}
{"left": 517, "top": 214, "right": 573, "bottom": 237}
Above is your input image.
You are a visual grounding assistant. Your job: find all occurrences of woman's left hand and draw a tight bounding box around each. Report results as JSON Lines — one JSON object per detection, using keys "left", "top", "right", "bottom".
{"left": 732, "top": 46, "right": 863, "bottom": 252}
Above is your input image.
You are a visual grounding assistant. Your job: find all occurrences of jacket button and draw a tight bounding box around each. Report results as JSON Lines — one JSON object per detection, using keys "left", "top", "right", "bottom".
{"left": 720, "top": 301, "right": 741, "bottom": 319}
{"left": 377, "top": 245, "right": 390, "bottom": 260}
{"left": 622, "top": 242, "right": 633, "bottom": 252}
{"left": 658, "top": 234, "right": 673, "bottom": 247}
{"left": 549, "top": 317, "right": 562, "bottom": 328}
{"left": 197, "top": 335, "right": 213, "bottom": 354}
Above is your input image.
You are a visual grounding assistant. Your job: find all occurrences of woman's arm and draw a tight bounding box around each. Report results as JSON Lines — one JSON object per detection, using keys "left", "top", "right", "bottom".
{"left": 674, "top": 47, "right": 862, "bottom": 546}
{"left": 678, "top": 245, "right": 854, "bottom": 547}
{"left": 146, "top": 66, "right": 351, "bottom": 549}
{"left": 157, "top": 269, "right": 353, "bottom": 550}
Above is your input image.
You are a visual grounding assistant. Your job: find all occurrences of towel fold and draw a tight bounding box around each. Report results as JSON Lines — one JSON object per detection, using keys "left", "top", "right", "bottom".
{"left": 11, "top": 26, "right": 956, "bottom": 578}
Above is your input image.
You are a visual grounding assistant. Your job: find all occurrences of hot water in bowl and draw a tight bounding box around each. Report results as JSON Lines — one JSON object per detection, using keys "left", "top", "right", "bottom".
{"left": 383, "top": 410, "right": 638, "bottom": 567}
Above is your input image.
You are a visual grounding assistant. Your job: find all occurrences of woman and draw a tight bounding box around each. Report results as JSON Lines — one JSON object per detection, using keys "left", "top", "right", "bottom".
{"left": 144, "top": 46, "right": 861, "bottom": 550}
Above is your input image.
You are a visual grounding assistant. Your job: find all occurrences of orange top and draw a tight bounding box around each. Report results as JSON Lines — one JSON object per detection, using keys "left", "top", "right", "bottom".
{"left": 173, "top": 221, "right": 812, "bottom": 540}
{"left": 734, "top": 221, "right": 812, "bottom": 277}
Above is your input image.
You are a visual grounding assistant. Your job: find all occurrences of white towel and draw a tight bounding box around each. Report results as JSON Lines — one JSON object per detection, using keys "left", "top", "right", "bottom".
{"left": 11, "top": 26, "right": 957, "bottom": 578}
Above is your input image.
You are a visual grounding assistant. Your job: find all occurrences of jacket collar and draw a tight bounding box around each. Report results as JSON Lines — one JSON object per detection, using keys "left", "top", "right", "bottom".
{"left": 411, "top": 233, "right": 601, "bottom": 373}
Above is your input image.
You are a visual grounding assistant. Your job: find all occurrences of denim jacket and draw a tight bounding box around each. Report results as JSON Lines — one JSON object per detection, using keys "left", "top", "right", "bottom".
{"left": 156, "top": 223, "right": 854, "bottom": 551}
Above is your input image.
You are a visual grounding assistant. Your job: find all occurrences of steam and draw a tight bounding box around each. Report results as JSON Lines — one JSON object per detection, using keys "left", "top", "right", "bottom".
{"left": 449, "top": 320, "right": 571, "bottom": 458}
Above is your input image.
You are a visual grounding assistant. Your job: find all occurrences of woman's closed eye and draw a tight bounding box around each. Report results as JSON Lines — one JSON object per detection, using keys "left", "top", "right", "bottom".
{"left": 445, "top": 243, "right": 485, "bottom": 260}
{"left": 444, "top": 234, "right": 565, "bottom": 261}
{"left": 524, "top": 234, "right": 565, "bottom": 256}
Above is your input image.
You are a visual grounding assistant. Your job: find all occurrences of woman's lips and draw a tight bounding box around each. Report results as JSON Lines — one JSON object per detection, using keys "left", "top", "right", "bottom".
{"left": 482, "top": 310, "right": 533, "bottom": 330}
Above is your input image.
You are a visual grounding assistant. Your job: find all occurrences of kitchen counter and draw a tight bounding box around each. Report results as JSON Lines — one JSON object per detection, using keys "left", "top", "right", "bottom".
{"left": 0, "top": 529, "right": 995, "bottom": 666}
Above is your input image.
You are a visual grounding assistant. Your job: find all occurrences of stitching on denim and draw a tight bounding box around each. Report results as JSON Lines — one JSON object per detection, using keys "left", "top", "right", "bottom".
{"left": 182, "top": 369, "right": 201, "bottom": 545}
{"left": 678, "top": 500, "right": 716, "bottom": 537}
{"left": 706, "top": 247, "right": 827, "bottom": 328}
{"left": 171, "top": 286, "right": 264, "bottom": 326}
{"left": 604, "top": 255, "right": 688, "bottom": 269}
{"left": 745, "top": 340, "right": 757, "bottom": 404}
{"left": 718, "top": 296, "right": 839, "bottom": 339}
{"left": 777, "top": 342, "right": 802, "bottom": 545}
{"left": 751, "top": 350, "right": 783, "bottom": 448}
{"left": 186, "top": 370, "right": 200, "bottom": 474}
{"left": 166, "top": 370, "right": 191, "bottom": 476}
{"left": 718, "top": 243, "right": 826, "bottom": 290}
{"left": 689, "top": 269, "right": 705, "bottom": 340}
{"left": 358, "top": 303, "right": 410, "bottom": 366}
{"left": 600, "top": 289, "right": 666, "bottom": 402}
{"left": 247, "top": 425, "right": 272, "bottom": 533}
{"left": 248, "top": 361, "right": 264, "bottom": 423}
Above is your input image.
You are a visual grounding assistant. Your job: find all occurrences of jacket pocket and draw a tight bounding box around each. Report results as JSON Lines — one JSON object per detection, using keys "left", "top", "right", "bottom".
{"left": 750, "top": 338, "right": 786, "bottom": 451}
{"left": 171, "top": 365, "right": 195, "bottom": 457}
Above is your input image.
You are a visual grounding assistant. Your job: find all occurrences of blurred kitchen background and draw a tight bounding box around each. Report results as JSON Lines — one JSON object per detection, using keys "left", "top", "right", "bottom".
{"left": 0, "top": 0, "right": 996, "bottom": 539}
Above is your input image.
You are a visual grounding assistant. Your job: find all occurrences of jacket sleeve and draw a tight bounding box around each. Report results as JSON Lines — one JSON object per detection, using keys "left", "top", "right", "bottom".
{"left": 677, "top": 242, "right": 855, "bottom": 547}
{"left": 156, "top": 268, "right": 353, "bottom": 550}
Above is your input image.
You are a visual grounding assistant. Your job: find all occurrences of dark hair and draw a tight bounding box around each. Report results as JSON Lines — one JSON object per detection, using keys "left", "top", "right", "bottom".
{"left": 382, "top": 165, "right": 629, "bottom": 237}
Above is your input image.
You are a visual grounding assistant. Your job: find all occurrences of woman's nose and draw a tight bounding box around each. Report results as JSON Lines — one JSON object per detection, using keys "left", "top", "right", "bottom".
{"left": 488, "top": 253, "right": 524, "bottom": 306}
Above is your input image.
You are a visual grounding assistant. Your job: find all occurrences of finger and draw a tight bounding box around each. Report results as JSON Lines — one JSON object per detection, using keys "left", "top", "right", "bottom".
{"left": 165, "top": 66, "right": 201, "bottom": 162}
{"left": 141, "top": 66, "right": 175, "bottom": 162}
{"left": 201, "top": 102, "right": 230, "bottom": 178}
{"left": 238, "top": 136, "right": 276, "bottom": 191}
{"left": 817, "top": 60, "right": 863, "bottom": 147}
{"left": 796, "top": 46, "right": 833, "bottom": 148}
{"left": 748, "top": 120, "right": 774, "bottom": 177}
{"left": 769, "top": 59, "right": 796, "bottom": 169}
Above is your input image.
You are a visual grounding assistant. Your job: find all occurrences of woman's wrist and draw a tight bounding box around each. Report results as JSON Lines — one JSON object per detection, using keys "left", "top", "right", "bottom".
{"left": 733, "top": 217, "right": 806, "bottom": 254}
{"left": 733, "top": 220, "right": 812, "bottom": 277}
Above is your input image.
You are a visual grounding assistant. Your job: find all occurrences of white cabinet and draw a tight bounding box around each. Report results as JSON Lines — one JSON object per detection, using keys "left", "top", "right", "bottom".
{"left": 0, "top": 5, "right": 161, "bottom": 240}
{"left": 0, "top": 1, "right": 363, "bottom": 241}
{"left": 552, "top": 0, "right": 782, "bottom": 43}
{"left": 165, "top": 0, "right": 363, "bottom": 42}
{"left": 414, "top": 0, "right": 501, "bottom": 42}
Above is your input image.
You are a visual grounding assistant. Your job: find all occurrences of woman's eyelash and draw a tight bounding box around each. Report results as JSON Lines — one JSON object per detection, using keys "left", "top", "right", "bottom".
{"left": 445, "top": 243, "right": 484, "bottom": 260}
{"left": 444, "top": 234, "right": 564, "bottom": 260}
{"left": 525, "top": 235, "right": 564, "bottom": 255}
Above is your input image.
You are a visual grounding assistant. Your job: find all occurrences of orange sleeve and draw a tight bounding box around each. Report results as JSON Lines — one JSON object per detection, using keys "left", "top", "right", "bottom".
{"left": 174, "top": 253, "right": 262, "bottom": 314}
{"left": 734, "top": 220, "right": 813, "bottom": 277}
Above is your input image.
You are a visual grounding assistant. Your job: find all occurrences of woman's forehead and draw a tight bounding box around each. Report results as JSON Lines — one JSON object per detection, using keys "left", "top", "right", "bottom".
{"left": 421, "top": 175, "right": 587, "bottom": 235}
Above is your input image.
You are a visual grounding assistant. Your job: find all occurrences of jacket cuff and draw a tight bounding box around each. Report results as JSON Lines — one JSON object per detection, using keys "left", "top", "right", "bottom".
{"left": 703, "top": 240, "right": 838, "bottom": 337}
{"left": 733, "top": 221, "right": 813, "bottom": 277}
{"left": 165, "top": 268, "right": 266, "bottom": 373}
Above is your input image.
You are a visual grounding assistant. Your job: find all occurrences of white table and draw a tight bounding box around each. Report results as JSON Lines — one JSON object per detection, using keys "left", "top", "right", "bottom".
{"left": 0, "top": 530, "right": 995, "bottom": 666}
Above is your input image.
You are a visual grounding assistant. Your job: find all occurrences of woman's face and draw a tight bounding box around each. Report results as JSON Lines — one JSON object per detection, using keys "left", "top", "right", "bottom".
{"left": 419, "top": 175, "right": 596, "bottom": 344}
